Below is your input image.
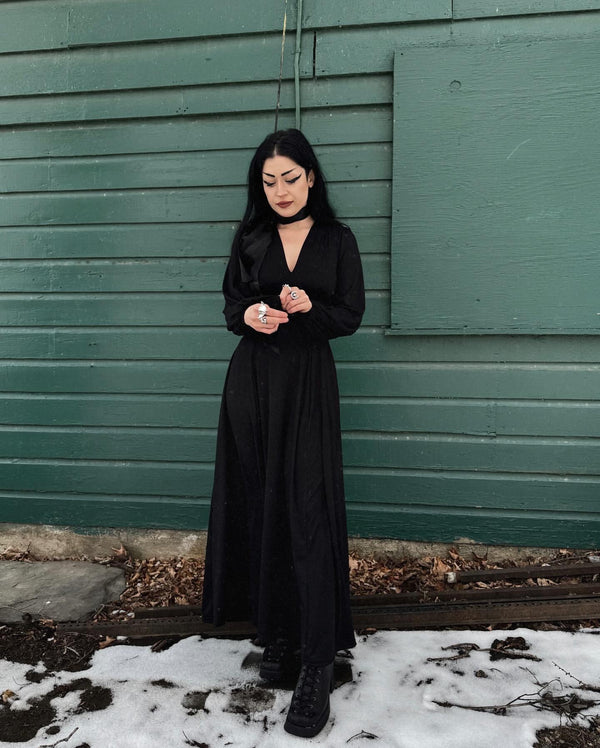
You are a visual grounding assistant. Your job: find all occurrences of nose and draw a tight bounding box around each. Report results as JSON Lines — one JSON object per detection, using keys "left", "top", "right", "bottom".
{"left": 275, "top": 179, "right": 288, "bottom": 197}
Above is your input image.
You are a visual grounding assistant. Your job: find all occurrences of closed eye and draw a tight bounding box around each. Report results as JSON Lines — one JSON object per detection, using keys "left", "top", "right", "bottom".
{"left": 286, "top": 175, "right": 300, "bottom": 184}
{"left": 263, "top": 181, "right": 275, "bottom": 187}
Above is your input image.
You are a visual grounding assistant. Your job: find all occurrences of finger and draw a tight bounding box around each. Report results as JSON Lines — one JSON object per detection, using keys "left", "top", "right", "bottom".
{"left": 267, "top": 309, "right": 289, "bottom": 319}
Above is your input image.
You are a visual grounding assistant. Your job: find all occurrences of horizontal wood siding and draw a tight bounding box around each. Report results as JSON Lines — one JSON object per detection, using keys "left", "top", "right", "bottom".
{"left": 1, "top": 0, "right": 599, "bottom": 548}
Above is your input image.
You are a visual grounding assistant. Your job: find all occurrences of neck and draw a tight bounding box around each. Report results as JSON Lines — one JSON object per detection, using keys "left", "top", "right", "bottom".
{"left": 276, "top": 205, "right": 310, "bottom": 225}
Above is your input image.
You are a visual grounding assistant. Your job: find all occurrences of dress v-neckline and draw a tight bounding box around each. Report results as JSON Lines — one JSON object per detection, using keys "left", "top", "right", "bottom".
{"left": 277, "top": 222, "right": 315, "bottom": 274}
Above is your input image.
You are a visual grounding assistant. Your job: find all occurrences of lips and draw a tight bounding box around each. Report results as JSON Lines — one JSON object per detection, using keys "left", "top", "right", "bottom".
{"left": 277, "top": 201, "right": 293, "bottom": 208}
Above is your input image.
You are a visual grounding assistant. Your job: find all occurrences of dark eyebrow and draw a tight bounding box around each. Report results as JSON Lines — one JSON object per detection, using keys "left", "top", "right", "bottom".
{"left": 262, "top": 168, "right": 299, "bottom": 178}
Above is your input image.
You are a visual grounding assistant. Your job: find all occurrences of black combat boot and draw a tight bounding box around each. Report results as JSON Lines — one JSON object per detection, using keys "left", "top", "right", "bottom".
{"left": 283, "top": 661, "right": 334, "bottom": 738}
{"left": 259, "top": 638, "right": 298, "bottom": 681}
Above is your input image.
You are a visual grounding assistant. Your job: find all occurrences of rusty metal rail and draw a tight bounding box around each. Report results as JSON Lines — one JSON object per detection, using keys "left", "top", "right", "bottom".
{"left": 57, "top": 584, "right": 600, "bottom": 640}
{"left": 446, "top": 561, "right": 600, "bottom": 584}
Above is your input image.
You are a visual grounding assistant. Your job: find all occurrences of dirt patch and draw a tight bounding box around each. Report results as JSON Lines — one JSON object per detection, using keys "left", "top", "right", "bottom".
{"left": 0, "top": 695, "right": 56, "bottom": 743}
{"left": 225, "top": 685, "right": 276, "bottom": 715}
{"left": 0, "top": 677, "right": 113, "bottom": 743}
{"left": 0, "top": 620, "right": 102, "bottom": 672}
{"left": 534, "top": 722, "right": 600, "bottom": 747}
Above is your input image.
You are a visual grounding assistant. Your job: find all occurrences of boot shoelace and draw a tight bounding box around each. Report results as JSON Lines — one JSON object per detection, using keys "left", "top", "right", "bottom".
{"left": 263, "top": 639, "right": 289, "bottom": 663}
{"left": 290, "top": 666, "right": 324, "bottom": 716}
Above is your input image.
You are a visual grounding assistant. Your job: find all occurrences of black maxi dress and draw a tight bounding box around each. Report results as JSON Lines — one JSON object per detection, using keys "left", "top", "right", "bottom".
{"left": 202, "top": 219, "right": 365, "bottom": 665}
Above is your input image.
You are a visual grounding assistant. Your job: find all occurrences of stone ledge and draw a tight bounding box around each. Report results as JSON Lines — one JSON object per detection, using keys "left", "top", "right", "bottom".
{"left": 0, "top": 523, "right": 572, "bottom": 563}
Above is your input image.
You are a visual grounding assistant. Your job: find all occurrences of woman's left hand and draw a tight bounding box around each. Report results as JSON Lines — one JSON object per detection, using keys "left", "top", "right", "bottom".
{"left": 280, "top": 284, "right": 312, "bottom": 314}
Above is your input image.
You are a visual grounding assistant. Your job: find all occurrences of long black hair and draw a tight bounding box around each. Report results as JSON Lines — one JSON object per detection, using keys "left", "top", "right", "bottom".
{"left": 236, "top": 129, "right": 336, "bottom": 240}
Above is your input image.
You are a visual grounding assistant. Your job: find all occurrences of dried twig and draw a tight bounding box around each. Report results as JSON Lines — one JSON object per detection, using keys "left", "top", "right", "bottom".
{"left": 38, "top": 727, "right": 79, "bottom": 748}
{"left": 434, "top": 686, "right": 599, "bottom": 718}
{"left": 347, "top": 731, "right": 379, "bottom": 742}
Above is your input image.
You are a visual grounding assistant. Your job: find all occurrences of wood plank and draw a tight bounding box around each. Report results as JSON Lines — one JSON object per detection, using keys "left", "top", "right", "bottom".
{"left": 0, "top": 217, "right": 387, "bottom": 259}
{"left": 345, "top": 470, "right": 600, "bottom": 510}
{"left": 454, "top": 1, "right": 600, "bottom": 20}
{"left": 315, "top": 13, "right": 600, "bottom": 77}
{"left": 345, "top": 504, "right": 600, "bottom": 548}
{"left": 333, "top": 329, "right": 600, "bottom": 364}
{"left": 0, "top": 75, "right": 392, "bottom": 127}
{"left": 0, "top": 461, "right": 212, "bottom": 496}
{"left": 0, "top": 329, "right": 237, "bottom": 361}
{"left": 342, "top": 433, "right": 600, "bottom": 475}
{"left": 0, "top": 493, "right": 211, "bottom": 529}
{"left": 0, "top": 359, "right": 598, "bottom": 399}
{"left": 4, "top": 428, "right": 598, "bottom": 474}
{"left": 5, "top": 326, "right": 600, "bottom": 365}
{"left": 0, "top": 2, "right": 70, "bottom": 54}
{"left": 0, "top": 427, "right": 215, "bottom": 462}
{"left": 340, "top": 399, "right": 600, "bottom": 438}
{"left": 1, "top": 390, "right": 598, "bottom": 439}
{"left": 1, "top": 488, "right": 599, "bottom": 547}
{"left": 0, "top": 182, "right": 390, "bottom": 226}
{"left": 0, "top": 34, "right": 309, "bottom": 98}
{"left": 0, "top": 254, "right": 388, "bottom": 292}
{"left": 0, "top": 107, "right": 391, "bottom": 158}
{"left": 392, "top": 38, "right": 600, "bottom": 334}
{"left": 336, "top": 363, "right": 600, "bottom": 399}
{"left": 306, "top": 0, "right": 451, "bottom": 27}
{"left": 0, "top": 0, "right": 450, "bottom": 55}
{"left": 0, "top": 143, "right": 392, "bottom": 192}
{"left": 0, "top": 395, "right": 221, "bottom": 428}
{"left": 0, "top": 290, "right": 389, "bottom": 327}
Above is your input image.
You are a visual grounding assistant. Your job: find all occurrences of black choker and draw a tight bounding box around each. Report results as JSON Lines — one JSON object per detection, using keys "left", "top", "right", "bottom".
{"left": 275, "top": 205, "right": 310, "bottom": 225}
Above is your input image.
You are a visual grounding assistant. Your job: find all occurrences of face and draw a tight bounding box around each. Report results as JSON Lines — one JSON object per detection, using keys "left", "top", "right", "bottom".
{"left": 262, "top": 154, "right": 315, "bottom": 219}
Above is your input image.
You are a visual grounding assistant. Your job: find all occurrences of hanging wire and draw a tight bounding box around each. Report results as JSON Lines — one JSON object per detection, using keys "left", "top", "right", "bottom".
{"left": 274, "top": 0, "right": 288, "bottom": 132}
{"left": 294, "top": 0, "right": 303, "bottom": 129}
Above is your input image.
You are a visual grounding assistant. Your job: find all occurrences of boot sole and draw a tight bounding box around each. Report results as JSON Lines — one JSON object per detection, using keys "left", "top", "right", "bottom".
{"left": 284, "top": 701, "right": 330, "bottom": 738}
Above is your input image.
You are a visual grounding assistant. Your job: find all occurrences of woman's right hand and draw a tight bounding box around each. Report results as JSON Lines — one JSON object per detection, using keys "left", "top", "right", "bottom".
{"left": 244, "top": 303, "right": 288, "bottom": 334}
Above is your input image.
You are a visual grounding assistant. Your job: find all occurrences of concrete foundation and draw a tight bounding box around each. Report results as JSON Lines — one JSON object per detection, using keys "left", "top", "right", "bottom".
{"left": 0, "top": 523, "right": 580, "bottom": 563}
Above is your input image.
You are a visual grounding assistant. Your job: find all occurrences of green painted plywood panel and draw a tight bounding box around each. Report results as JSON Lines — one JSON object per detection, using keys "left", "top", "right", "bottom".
{"left": 454, "top": 1, "right": 600, "bottom": 20}
{"left": 392, "top": 39, "right": 600, "bottom": 333}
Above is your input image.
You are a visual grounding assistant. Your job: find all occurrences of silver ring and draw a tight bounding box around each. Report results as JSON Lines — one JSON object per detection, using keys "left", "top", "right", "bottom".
{"left": 258, "top": 301, "right": 267, "bottom": 316}
{"left": 259, "top": 314, "right": 268, "bottom": 324}
{"left": 290, "top": 291, "right": 298, "bottom": 300}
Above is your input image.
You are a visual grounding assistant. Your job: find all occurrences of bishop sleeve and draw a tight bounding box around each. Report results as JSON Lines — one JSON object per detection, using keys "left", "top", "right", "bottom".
{"left": 292, "top": 226, "right": 365, "bottom": 341}
{"left": 222, "top": 240, "right": 282, "bottom": 336}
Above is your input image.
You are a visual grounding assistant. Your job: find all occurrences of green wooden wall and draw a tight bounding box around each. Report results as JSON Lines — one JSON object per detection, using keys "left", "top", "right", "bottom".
{"left": 1, "top": 0, "right": 599, "bottom": 548}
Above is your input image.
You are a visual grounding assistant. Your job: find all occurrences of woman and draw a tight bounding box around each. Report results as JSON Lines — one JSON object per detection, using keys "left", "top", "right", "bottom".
{"left": 202, "top": 129, "right": 365, "bottom": 738}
